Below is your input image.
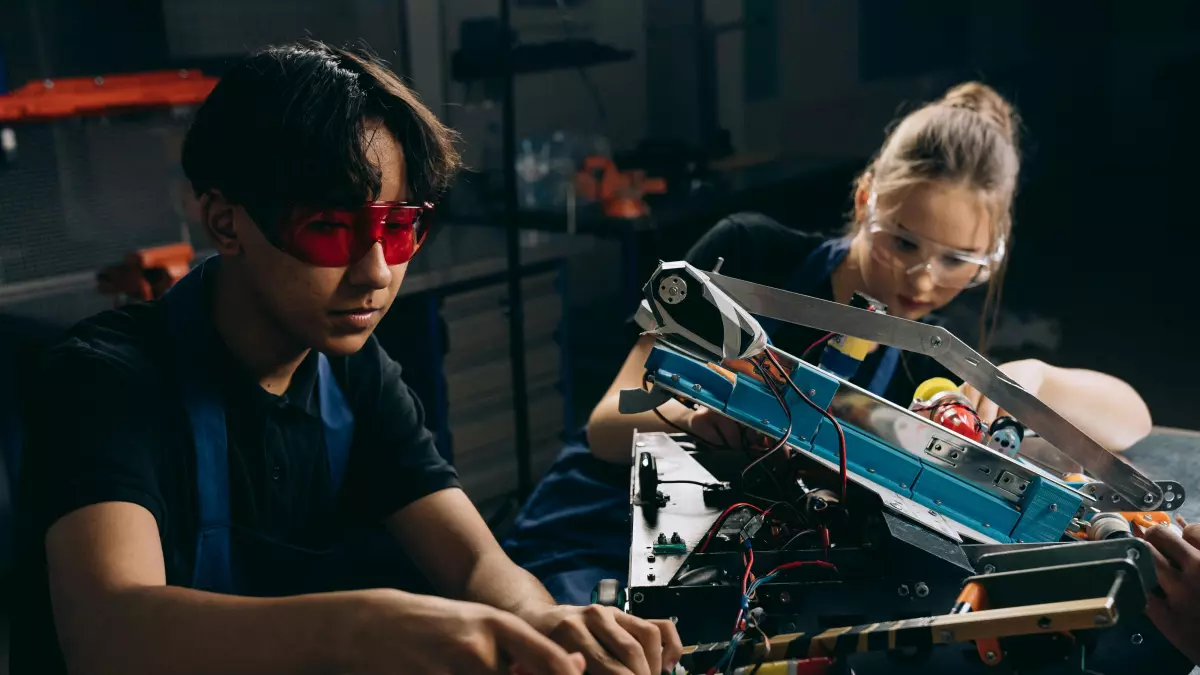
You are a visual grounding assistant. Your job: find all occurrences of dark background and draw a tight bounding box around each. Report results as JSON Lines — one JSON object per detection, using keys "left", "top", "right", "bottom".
{"left": 2, "top": 0, "right": 1200, "bottom": 607}
{"left": 2, "top": 0, "right": 1199, "bottom": 667}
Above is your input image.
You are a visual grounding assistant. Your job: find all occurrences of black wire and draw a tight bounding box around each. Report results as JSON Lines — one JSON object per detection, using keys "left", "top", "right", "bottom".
{"left": 766, "top": 348, "right": 849, "bottom": 505}
{"left": 781, "top": 529, "right": 818, "bottom": 550}
{"left": 742, "top": 357, "right": 793, "bottom": 502}
{"left": 660, "top": 479, "right": 722, "bottom": 488}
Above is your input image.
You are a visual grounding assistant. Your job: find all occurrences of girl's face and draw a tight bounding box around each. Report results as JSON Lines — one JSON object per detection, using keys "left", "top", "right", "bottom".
{"left": 852, "top": 182, "right": 994, "bottom": 320}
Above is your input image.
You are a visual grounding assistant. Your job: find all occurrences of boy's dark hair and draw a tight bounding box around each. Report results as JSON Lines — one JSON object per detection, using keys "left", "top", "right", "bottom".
{"left": 182, "top": 40, "right": 461, "bottom": 233}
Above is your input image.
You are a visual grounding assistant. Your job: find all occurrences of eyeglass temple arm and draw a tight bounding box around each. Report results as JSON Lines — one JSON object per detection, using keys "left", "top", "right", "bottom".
{"left": 697, "top": 269, "right": 1162, "bottom": 511}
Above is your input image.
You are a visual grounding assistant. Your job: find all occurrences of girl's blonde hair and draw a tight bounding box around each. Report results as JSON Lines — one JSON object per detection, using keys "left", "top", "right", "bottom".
{"left": 851, "top": 81, "right": 1020, "bottom": 351}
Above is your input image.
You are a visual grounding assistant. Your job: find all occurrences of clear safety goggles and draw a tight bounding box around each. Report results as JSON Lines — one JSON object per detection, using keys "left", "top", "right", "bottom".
{"left": 866, "top": 222, "right": 1003, "bottom": 289}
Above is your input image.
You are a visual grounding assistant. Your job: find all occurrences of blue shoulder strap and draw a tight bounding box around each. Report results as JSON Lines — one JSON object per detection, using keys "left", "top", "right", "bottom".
{"left": 164, "top": 256, "right": 355, "bottom": 593}
{"left": 763, "top": 238, "right": 900, "bottom": 398}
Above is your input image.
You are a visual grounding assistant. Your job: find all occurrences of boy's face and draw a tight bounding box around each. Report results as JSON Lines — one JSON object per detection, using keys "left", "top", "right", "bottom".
{"left": 227, "top": 120, "right": 412, "bottom": 356}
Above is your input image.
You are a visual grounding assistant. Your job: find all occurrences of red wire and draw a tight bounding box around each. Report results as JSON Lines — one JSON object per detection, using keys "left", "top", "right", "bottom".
{"left": 761, "top": 559, "right": 839, "bottom": 578}
{"left": 802, "top": 332, "right": 835, "bottom": 362}
{"left": 699, "top": 502, "right": 765, "bottom": 552}
{"left": 766, "top": 348, "right": 850, "bottom": 505}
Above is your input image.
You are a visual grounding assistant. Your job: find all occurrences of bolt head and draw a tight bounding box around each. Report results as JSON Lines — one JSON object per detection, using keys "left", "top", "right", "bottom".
{"left": 915, "top": 583, "right": 930, "bottom": 598}
{"left": 897, "top": 584, "right": 910, "bottom": 597}
{"left": 1131, "top": 633, "right": 1144, "bottom": 645}
{"left": 930, "top": 336, "right": 943, "bottom": 347}
{"left": 808, "top": 389, "right": 817, "bottom": 397}
{"left": 1144, "top": 493, "right": 1156, "bottom": 505}
{"left": 692, "top": 383, "right": 702, "bottom": 392}
{"left": 985, "top": 651, "right": 998, "bottom": 663}
{"left": 1049, "top": 503, "right": 1058, "bottom": 512}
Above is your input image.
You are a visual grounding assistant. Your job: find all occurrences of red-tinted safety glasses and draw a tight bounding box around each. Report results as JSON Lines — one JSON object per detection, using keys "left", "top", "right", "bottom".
{"left": 278, "top": 201, "right": 434, "bottom": 268}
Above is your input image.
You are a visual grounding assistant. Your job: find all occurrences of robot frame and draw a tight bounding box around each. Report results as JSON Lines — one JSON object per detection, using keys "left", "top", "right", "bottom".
{"left": 603, "top": 260, "right": 1191, "bottom": 675}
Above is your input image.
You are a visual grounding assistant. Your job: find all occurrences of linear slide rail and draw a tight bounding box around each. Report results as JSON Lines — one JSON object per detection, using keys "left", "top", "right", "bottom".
{"left": 704, "top": 271, "right": 1162, "bottom": 511}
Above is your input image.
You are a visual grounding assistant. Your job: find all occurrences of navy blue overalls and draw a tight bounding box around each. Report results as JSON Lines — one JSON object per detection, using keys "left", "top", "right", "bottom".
{"left": 503, "top": 238, "right": 901, "bottom": 605}
{"left": 165, "top": 256, "right": 423, "bottom": 596}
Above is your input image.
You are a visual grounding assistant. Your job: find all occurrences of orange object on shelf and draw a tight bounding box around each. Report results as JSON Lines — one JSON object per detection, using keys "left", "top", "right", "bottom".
{"left": 576, "top": 156, "right": 666, "bottom": 219}
{"left": 0, "top": 70, "right": 218, "bottom": 123}
{"left": 97, "top": 242, "right": 196, "bottom": 304}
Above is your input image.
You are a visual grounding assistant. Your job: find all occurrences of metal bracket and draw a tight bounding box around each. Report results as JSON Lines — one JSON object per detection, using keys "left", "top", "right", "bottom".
{"left": 1079, "top": 480, "right": 1186, "bottom": 513}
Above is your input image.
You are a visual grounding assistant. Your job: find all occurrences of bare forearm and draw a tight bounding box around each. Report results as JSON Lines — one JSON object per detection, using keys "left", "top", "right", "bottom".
{"left": 1040, "top": 366, "right": 1152, "bottom": 451}
{"left": 459, "top": 549, "right": 556, "bottom": 620}
{"left": 58, "top": 585, "right": 380, "bottom": 675}
{"left": 585, "top": 393, "right": 690, "bottom": 463}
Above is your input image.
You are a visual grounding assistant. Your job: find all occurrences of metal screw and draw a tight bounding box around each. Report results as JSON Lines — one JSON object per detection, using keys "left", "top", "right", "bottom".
{"left": 808, "top": 389, "right": 817, "bottom": 397}
{"left": 1111, "top": 495, "right": 1121, "bottom": 503}
{"left": 1144, "top": 494, "right": 1156, "bottom": 505}
{"left": 647, "top": 573, "right": 656, "bottom": 582}
{"left": 647, "top": 555, "right": 656, "bottom": 563}
{"left": 983, "top": 564, "right": 996, "bottom": 574}
{"left": 1037, "top": 616, "right": 1052, "bottom": 629}
{"left": 1093, "top": 613, "right": 1109, "bottom": 625}
{"left": 897, "top": 584, "right": 910, "bottom": 597}
{"left": 692, "top": 383, "right": 702, "bottom": 392}
{"left": 632, "top": 592, "right": 645, "bottom": 603}
{"left": 761, "top": 418, "right": 771, "bottom": 426}
{"left": 935, "top": 499, "right": 942, "bottom": 505}
{"left": 1127, "top": 548, "right": 1140, "bottom": 561}
{"left": 984, "top": 651, "right": 998, "bottom": 663}
{"left": 915, "top": 582, "right": 930, "bottom": 598}
{"left": 1131, "top": 633, "right": 1143, "bottom": 645}
{"left": 1049, "top": 504, "right": 1058, "bottom": 512}
{"left": 983, "top": 523, "right": 990, "bottom": 529}
{"left": 868, "top": 467, "right": 876, "bottom": 473}
{"left": 930, "top": 336, "right": 943, "bottom": 348}
{"left": 779, "top": 592, "right": 792, "bottom": 604}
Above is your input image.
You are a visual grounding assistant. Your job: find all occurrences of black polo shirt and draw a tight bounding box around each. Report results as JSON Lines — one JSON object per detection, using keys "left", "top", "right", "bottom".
{"left": 10, "top": 297, "right": 460, "bottom": 674}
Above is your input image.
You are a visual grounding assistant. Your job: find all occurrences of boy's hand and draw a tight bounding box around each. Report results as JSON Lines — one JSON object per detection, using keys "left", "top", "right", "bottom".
{"left": 1142, "top": 517, "right": 1200, "bottom": 665}
{"left": 349, "top": 591, "right": 586, "bottom": 675}
{"left": 522, "top": 604, "right": 684, "bottom": 675}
